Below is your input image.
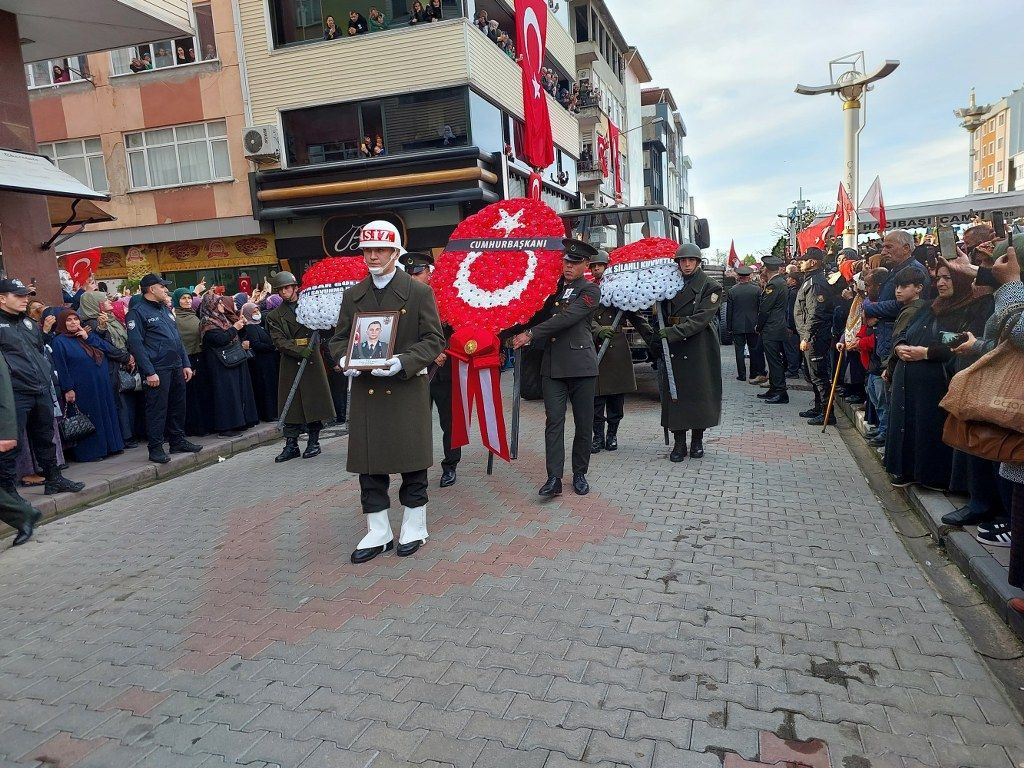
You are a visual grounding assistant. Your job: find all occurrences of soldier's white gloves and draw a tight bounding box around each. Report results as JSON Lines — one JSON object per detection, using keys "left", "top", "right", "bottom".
{"left": 371, "top": 357, "right": 403, "bottom": 377}
{"left": 339, "top": 357, "right": 361, "bottom": 377}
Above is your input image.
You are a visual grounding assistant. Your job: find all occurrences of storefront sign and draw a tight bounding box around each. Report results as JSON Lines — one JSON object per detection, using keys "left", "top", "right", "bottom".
{"left": 322, "top": 212, "right": 406, "bottom": 257}
{"left": 94, "top": 235, "right": 278, "bottom": 278}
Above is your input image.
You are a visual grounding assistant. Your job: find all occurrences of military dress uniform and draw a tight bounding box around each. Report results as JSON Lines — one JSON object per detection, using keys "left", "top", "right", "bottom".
{"left": 589, "top": 251, "right": 655, "bottom": 452}
{"left": 756, "top": 258, "right": 790, "bottom": 403}
{"left": 724, "top": 267, "right": 765, "bottom": 381}
{"left": 521, "top": 240, "right": 601, "bottom": 496}
{"left": 658, "top": 244, "right": 723, "bottom": 461}
{"left": 793, "top": 252, "right": 836, "bottom": 422}
{"left": 264, "top": 272, "right": 336, "bottom": 462}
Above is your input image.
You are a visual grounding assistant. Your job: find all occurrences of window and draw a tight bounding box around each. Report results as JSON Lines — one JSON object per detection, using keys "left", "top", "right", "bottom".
{"left": 998, "top": 137, "right": 1004, "bottom": 149}
{"left": 988, "top": 164, "right": 994, "bottom": 177}
{"left": 269, "top": 0, "right": 406, "bottom": 47}
{"left": 125, "top": 120, "right": 231, "bottom": 190}
{"left": 38, "top": 138, "right": 108, "bottom": 193}
{"left": 997, "top": 161, "right": 1003, "bottom": 172}
{"left": 998, "top": 113, "right": 1005, "bottom": 126}
{"left": 25, "top": 56, "right": 88, "bottom": 88}
{"left": 574, "top": 5, "right": 588, "bottom": 43}
{"left": 110, "top": 2, "right": 216, "bottom": 75}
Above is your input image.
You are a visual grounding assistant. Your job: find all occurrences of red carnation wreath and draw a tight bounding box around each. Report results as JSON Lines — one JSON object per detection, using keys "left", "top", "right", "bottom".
{"left": 296, "top": 256, "right": 369, "bottom": 330}
{"left": 601, "top": 237, "right": 684, "bottom": 312}
{"left": 433, "top": 198, "right": 565, "bottom": 334}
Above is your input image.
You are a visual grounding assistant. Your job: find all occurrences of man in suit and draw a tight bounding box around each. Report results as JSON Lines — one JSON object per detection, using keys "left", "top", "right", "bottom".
{"left": 511, "top": 239, "right": 601, "bottom": 497}
{"left": 725, "top": 265, "right": 765, "bottom": 382}
{"left": 356, "top": 321, "right": 389, "bottom": 359}
{"left": 756, "top": 257, "right": 790, "bottom": 404}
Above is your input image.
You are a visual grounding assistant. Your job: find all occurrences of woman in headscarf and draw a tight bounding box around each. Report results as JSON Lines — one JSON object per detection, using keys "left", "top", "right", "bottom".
{"left": 173, "top": 288, "right": 208, "bottom": 437}
{"left": 199, "top": 293, "right": 258, "bottom": 437}
{"left": 240, "top": 302, "right": 278, "bottom": 422}
{"left": 77, "top": 290, "right": 139, "bottom": 448}
{"left": 885, "top": 257, "right": 993, "bottom": 489}
{"left": 49, "top": 310, "right": 126, "bottom": 462}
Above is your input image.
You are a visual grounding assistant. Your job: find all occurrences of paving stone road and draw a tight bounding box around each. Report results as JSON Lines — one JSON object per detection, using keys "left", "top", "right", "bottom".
{"left": 1, "top": 354, "right": 1022, "bottom": 768}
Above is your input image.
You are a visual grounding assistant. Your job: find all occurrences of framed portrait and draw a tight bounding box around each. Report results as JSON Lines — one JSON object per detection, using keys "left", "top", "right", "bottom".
{"left": 345, "top": 311, "right": 399, "bottom": 370}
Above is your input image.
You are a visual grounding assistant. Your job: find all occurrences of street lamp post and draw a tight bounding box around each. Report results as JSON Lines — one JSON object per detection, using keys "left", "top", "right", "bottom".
{"left": 954, "top": 88, "right": 990, "bottom": 194}
{"left": 795, "top": 53, "right": 899, "bottom": 249}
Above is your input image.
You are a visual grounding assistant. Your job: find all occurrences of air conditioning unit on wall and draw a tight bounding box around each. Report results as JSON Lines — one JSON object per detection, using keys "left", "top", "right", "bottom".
{"left": 242, "top": 125, "right": 280, "bottom": 161}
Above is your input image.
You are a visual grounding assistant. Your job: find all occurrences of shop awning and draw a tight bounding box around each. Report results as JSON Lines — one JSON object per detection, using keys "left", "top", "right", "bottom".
{"left": 47, "top": 196, "right": 115, "bottom": 227}
{"left": 0, "top": 148, "right": 110, "bottom": 201}
{"left": 4, "top": 0, "right": 192, "bottom": 63}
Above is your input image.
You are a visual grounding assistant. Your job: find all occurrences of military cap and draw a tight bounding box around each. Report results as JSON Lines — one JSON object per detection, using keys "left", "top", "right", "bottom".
{"left": 561, "top": 238, "right": 599, "bottom": 263}
{"left": 674, "top": 242, "right": 703, "bottom": 261}
{"left": 270, "top": 271, "right": 298, "bottom": 290}
{"left": 399, "top": 251, "right": 434, "bottom": 272}
{"left": 589, "top": 249, "right": 610, "bottom": 265}
{"left": 734, "top": 265, "right": 753, "bottom": 276}
{"left": 762, "top": 256, "right": 784, "bottom": 268}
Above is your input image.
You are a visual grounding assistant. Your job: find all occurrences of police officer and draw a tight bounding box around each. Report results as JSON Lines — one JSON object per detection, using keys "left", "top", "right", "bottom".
{"left": 725, "top": 265, "right": 766, "bottom": 382}
{"left": 126, "top": 273, "right": 203, "bottom": 464}
{"left": 511, "top": 239, "right": 601, "bottom": 497}
{"left": 793, "top": 249, "right": 836, "bottom": 424}
{"left": 756, "top": 256, "right": 789, "bottom": 404}
{"left": 265, "top": 271, "right": 335, "bottom": 462}
{"left": 0, "top": 278, "right": 84, "bottom": 499}
{"left": 589, "top": 249, "right": 655, "bottom": 452}
{"left": 401, "top": 252, "right": 460, "bottom": 487}
{"left": 0, "top": 354, "right": 41, "bottom": 546}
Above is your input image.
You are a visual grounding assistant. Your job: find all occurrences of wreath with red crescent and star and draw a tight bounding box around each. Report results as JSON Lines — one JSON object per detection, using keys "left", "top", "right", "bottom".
{"left": 433, "top": 198, "right": 565, "bottom": 334}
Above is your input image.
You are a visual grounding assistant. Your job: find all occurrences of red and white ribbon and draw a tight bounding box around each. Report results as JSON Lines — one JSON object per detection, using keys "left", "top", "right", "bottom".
{"left": 448, "top": 327, "right": 509, "bottom": 462}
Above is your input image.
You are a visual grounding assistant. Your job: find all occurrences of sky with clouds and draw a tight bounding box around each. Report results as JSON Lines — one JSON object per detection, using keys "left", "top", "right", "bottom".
{"left": 603, "top": 0, "right": 1023, "bottom": 257}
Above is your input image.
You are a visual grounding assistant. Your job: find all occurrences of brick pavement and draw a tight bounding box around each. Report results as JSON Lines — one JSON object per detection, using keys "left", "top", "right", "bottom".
{"left": 0, "top": 352, "right": 1022, "bottom": 768}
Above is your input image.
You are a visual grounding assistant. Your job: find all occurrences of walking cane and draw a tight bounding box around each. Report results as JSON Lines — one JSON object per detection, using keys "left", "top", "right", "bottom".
{"left": 821, "top": 345, "right": 845, "bottom": 434}
{"left": 276, "top": 330, "right": 319, "bottom": 430}
{"left": 596, "top": 310, "right": 624, "bottom": 365}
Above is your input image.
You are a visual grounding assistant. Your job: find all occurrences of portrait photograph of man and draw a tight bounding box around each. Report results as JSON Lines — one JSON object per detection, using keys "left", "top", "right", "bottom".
{"left": 345, "top": 312, "right": 399, "bottom": 369}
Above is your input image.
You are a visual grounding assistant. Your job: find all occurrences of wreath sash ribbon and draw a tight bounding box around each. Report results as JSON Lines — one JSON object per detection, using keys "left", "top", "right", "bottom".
{"left": 447, "top": 326, "right": 510, "bottom": 462}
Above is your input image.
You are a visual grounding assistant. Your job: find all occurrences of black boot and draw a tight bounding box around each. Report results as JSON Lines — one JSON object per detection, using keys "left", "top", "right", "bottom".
{"left": 275, "top": 437, "right": 300, "bottom": 463}
{"left": 302, "top": 429, "right": 321, "bottom": 459}
{"left": 604, "top": 423, "right": 619, "bottom": 451}
{"left": 799, "top": 401, "right": 822, "bottom": 418}
{"left": 44, "top": 472, "right": 84, "bottom": 495}
{"left": 670, "top": 431, "right": 687, "bottom": 462}
{"left": 689, "top": 430, "right": 705, "bottom": 459}
{"left": 591, "top": 426, "right": 604, "bottom": 453}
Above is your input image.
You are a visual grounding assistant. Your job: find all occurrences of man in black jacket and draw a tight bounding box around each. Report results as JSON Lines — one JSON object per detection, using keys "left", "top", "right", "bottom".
{"left": 126, "top": 273, "right": 202, "bottom": 464}
{"left": 0, "top": 278, "right": 84, "bottom": 497}
{"left": 725, "top": 266, "right": 765, "bottom": 381}
{"left": 756, "top": 257, "right": 790, "bottom": 403}
{"left": 783, "top": 266, "right": 802, "bottom": 376}
{"left": 0, "top": 353, "right": 42, "bottom": 546}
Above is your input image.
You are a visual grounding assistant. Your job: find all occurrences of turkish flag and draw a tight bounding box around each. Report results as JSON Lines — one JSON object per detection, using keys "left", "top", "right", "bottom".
{"left": 860, "top": 176, "right": 886, "bottom": 234}
{"left": 528, "top": 171, "right": 543, "bottom": 200}
{"left": 63, "top": 247, "right": 101, "bottom": 290}
{"left": 727, "top": 240, "right": 740, "bottom": 269}
{"left": 516, "top": 0, "right": 554, "bottom": 170}
{"left": 607, "top": 119, "right": 622, "bottom": 195}
{"left": 834, "top": 182, "right": 854, "bottom": 238}
{"left": 596, "top": 134, "right": 609, "bottom": 177}
{"left": 797, "top": 212, "right": 836, "bottom": 253}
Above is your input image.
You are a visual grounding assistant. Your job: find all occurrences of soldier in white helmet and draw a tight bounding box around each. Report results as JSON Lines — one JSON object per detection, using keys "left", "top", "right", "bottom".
{"left": 328, "top": 221, "right": 445, "bottom": 563}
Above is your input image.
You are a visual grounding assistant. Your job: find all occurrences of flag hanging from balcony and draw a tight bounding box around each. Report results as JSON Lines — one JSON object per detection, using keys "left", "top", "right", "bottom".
{"left": 596, "top": 134, "right": 609, "bottom": 177}
{"left": 515, "top": 0, "right": 554, "bottom": 170}
{"left": 607, "top": 119, "right": 622, "bottom": 196}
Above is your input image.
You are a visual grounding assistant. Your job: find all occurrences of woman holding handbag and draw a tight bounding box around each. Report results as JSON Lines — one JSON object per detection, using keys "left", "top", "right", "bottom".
{"left": 49, "top": 310, "right": 126, "bottom": 462}
{"left": 198, "top": 293, "right": 258, "bottom": 437}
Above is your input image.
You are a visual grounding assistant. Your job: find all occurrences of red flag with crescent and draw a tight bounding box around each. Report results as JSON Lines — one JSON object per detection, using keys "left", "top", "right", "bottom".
{"left": 64, "top": 248, "right": 101, "bottom": 290}
{"left": 516, "top": 0, "right": 554, "bottom": 169}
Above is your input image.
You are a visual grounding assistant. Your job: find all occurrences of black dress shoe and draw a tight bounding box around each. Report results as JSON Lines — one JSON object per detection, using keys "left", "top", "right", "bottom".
{"left": 572, "top": 473, "right": 589, "bottom": 495}
{"left": 591, "top": 437, "right": 603, "bottom": 453}
{"left": 736, "top": 374, "right": 746, "bottom": 381}
{"left": 351, "top": 539, "right": 393, "bottom": 564}
{"left": 799, "top": 407, "right": 822, "bottom": 418}
{"left": 867, "top": 435, "right": 886, "bottom": 447}
{"left": 538, "top": 477, "right": 562, "bottom": 497}
{"left": 302, "top": 443, "right": 321, "bottom": 459}
{"left": 170, "top": 440, "right": 202, "bottom": 454}
{"left": 12, "top": 510, "right": 42, "bottom": 546}
{"left": 148, "top": 449, "right": 171, "bottom": 464}
{"left": 44, "top": 475, "right": 85, "bottom": 494}
{"left": 765, "top": 392, "right": 790, "bottom": 404}
{"left": 941, "top": 506, "right": 994, "bottom": 527}
{"left": 439, "top": 468, "right": 457, "bottom": 487}
{"left": 756, "top": 390, "right": 777, "bottom": 399}
{"left": 396, "top": 540, "right": 423, "bottom": 557}
{"left": 807, "top": 414, "right": 836, "bottom": 426}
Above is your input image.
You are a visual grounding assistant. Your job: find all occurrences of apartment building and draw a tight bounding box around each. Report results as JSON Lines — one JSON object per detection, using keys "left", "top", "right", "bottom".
{"left": 27, "top": 0, "right": 274, "bottom": 293}
{"left": 971, "top": 94, "right": 1014, "bottom": 194}
{"left": 641, "top": 87, "right": 690, "bottom": 215}
{"left": 240, "top": 0, "right": 581, "bottom": 277}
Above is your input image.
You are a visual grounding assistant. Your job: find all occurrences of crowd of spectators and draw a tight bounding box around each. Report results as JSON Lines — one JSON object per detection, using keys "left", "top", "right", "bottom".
{"left": 323, "top": 1, "right": 443, "bottom": 39}
{"left": 732, "top": 223, "right": 1024, "bottom": 614}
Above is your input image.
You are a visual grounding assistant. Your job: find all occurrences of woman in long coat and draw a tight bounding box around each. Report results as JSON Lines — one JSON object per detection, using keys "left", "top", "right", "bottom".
{"left": 172, "top": 288, "right": 209, "bottom": 437}
{"left": 657, "top": 246, "right": 723, "bottom": 462}
{"left": 78, "top": 290, "right": 139, "bottom": 448}
{"left": 198, "top": 294, "right": 258, "bottom": 437}
{"left": 885, "top": 258, "right": 991, "bottom": 488}
{"left": 50, "top": 310, "right": 126, "bottom": 462}
{"left": 240, "top": 302, "right": 279, "bottom": 422}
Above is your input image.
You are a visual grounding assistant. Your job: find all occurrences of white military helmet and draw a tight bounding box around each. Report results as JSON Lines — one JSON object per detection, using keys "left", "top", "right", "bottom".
{"left": 359, "top": 220, "right": 403, "bottom": 251}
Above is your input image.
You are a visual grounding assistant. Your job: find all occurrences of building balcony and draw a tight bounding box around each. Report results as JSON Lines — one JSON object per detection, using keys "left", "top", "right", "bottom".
{"left": 577, "top": 160, "right": 603, "bottom": 186}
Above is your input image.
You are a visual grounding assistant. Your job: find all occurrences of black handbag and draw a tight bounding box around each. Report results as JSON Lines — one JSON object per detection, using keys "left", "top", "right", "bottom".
{"left": 59, "top": 402, "right": 96, "bottom": 443}
{"left": 118, "top": 368, "right": 142, "bottom": 393}
{"left": 216, "top": 338, "right": 252, "bottom": 368}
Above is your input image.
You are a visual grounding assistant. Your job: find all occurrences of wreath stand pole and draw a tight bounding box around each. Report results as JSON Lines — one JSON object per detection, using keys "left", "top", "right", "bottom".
{"left": 509, "top": 349, "right": 523, "bottom": 460}
{"left": 596, "top": 310, "right": 624, "bottom": 365}
{"left": 654, "top": 305, "right": 678, "bottom": 401}
{"left": 277, "top": 330, "right": 320, "bottom": 430}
